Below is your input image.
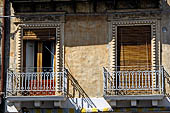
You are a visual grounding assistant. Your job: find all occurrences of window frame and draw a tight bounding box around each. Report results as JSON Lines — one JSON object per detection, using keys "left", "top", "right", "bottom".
{"left": 109, "top": 19, "right": 160, "bottom": 71}
{"left": 15, "top": 23, "right": 64, "bottom": 73}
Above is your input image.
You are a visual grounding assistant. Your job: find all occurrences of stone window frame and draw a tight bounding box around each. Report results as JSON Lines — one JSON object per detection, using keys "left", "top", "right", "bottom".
{"left": 15, "top": 23, "right": 64, "bottom": 72}
{"left": 109, "top": 19, "right": 161, "bottom": 71}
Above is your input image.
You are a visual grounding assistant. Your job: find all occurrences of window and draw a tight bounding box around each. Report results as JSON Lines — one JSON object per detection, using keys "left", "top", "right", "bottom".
{"left": 109, "top": 20, "right": 159, "bottom": 94}
{"left": 23, "top": 28, "right": 56, "bottom": 72}
{"left": 117, "top": 26, "right": 151, "bottom": 70}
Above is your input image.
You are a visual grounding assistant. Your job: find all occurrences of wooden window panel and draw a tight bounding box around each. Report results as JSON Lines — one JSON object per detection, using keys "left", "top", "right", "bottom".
{"left": 37, "top": 42, "right": 43, "bottom": 72}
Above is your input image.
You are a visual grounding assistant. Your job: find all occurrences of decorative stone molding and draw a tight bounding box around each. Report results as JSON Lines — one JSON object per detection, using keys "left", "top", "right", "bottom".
{"left": 19, "top": 23, "right": 61, "bottom": 28}
{"left": 56, "top": 24, "right": 63, "bottom": 72}
{"left": 109, "top": 19, "right": 160, "bottom": 70}
{"left": 109, "top": 19, "right": 161, "bottom": 91}
{"left": 15, "top": 23, "right": 64, "bottom": 72}
{"left": 16, "top": 25, "right": 22, "bottom": 72}
{"left": 107, "top": 11, "right": 161, "bottom": 21}
{"left": 14, "top": 14, "right": 65, "bottom": 24}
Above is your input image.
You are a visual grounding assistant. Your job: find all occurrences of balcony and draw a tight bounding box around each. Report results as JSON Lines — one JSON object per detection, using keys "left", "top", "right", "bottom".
{"left": 6, "top": 67, "right": 67, "bottom": 101}
{"left": 6, "top": 67, "right": 98, "bottom": 110}
{"left": 103, "top": 66, "right": 165, "bottom": 102}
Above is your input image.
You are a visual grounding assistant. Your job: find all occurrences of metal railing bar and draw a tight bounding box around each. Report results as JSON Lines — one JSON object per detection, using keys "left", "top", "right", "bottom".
{"left": 7, "top": 70, "right": 64, "bottom": 96}
{"left": 103, "top": 66, "right": 164, "bottom": 95}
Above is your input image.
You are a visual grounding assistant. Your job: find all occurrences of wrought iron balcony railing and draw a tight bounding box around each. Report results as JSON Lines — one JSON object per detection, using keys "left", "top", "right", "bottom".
{"left": 6, "top": 67, "right": 96, "bottom": 110}
{"left": 6, "top": 67, "right": 67, "bottom": 96}
{"left": 103, "top": 66, "right": 164, "bottom": 95}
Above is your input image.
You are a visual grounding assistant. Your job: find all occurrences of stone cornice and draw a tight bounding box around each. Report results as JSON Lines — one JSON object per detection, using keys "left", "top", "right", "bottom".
{"left": 107, "top": 10, "right": 161, "bottom": 21}
{"left": 14, "top": 14, "right": 65, "bottom": 24}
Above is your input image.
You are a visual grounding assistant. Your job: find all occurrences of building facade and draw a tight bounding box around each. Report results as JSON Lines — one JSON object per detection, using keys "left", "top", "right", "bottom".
{"left": 3, "top": 0, "right": 170, "bottom": 112}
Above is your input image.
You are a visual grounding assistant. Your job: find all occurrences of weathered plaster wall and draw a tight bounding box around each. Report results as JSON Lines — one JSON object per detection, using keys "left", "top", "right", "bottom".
{"left": 161, "top": 1, "right": 170, "bottom": 94}
{"left": 9, "top": 3, "right": 17, "bottom": 70}
{"left": 64, "top": 16, "right": 109, "bottom": 97}
{"left": 12, "top": 0, "right": 160, "bottom": 13}
{"left": 161, "top": 14, "right": 170, "bottom": 94}
{"left": 8, "top": 0, "right": 170, "bottom": 97}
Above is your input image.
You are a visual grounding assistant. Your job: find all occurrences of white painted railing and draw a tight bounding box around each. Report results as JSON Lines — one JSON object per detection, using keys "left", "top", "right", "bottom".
{"left": 7, "top": 68, "right": 67, "bottom": 96}
{"left": 103, "top": 66, "right": 164, "bottom": 95}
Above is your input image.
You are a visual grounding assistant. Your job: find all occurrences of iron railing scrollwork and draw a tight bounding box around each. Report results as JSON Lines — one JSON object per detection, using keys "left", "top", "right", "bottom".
{"left": 6, "top": 67, "right": 67, "bottom": 96}
{"left": 6, "top": 67, "right": 96, "bottom": 110}
{"left": 103, "top": 66, "right": 164, "bottom": 95}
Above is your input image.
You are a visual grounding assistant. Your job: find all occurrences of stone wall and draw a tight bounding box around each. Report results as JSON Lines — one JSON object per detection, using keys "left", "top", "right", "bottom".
{"left": 64, "top": 16, "right": 109, "bottom": 97}
{"left": 161, "top": 4, "right": 170, "bottom": 94}
{"left": 161, "top": 22, "right": 170, "bottom": 94}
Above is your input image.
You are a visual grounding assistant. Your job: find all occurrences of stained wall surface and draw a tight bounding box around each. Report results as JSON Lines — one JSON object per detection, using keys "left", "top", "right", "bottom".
{"left": 7, "top": 0, "right": 170, "bottom": 97}
{"left": 64, "top": 16, "right": 109, "bottom": 97}
{"left": 161, "top": 14, "right": 170, "bottom": 94}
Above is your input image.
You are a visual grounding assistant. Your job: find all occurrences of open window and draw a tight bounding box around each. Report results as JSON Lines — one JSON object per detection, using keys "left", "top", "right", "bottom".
{"left": 21, "top": 28, "right": 57, "bottom": 95}
{"left": 23, "top": 28, "right": 56, "bottom": 72}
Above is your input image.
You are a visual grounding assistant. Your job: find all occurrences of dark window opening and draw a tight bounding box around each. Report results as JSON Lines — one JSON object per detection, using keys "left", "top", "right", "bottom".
{"left": 42, "top": 41, "right": 53, "bottom": 72}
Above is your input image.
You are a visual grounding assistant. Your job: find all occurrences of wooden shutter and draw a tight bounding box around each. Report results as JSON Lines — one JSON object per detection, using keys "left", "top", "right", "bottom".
{"left": 117, "top": 26, "right": 151, "bottom": 71}
{"left": 37, "top": 42, "right": 43, "bottom": 72}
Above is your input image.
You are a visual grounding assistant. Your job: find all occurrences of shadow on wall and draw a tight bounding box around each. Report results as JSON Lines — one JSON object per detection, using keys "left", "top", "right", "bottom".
{"left": 64, "top": 16, "right": 110, "bottom": 97}
{"left": 161, "top": 0, "right": 170, "bottom": 45}
{"left": 64, "top": 16, "right": 109, "bottom": 47}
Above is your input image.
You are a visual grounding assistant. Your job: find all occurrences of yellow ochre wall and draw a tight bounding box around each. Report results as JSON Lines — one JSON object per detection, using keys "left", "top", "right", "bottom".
{"left": 64, "top": 16, "right": 109, "bottom": 97}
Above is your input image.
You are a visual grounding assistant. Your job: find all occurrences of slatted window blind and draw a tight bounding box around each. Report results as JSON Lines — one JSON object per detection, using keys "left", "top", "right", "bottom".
{"left": 117, "top": 26, "right": 151, "bottom": 70}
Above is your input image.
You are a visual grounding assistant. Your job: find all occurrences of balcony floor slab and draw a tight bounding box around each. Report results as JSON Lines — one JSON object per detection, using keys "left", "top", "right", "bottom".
{"left": 104, "top": 94, "right": 164, "bottom": 101}
{"left": 6, "top": 96, "right": 66, "bottom": 102}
